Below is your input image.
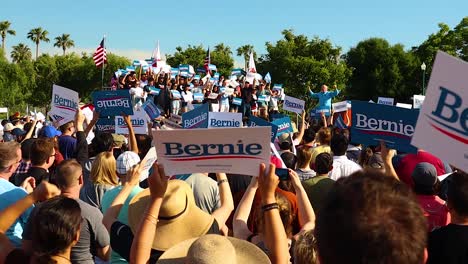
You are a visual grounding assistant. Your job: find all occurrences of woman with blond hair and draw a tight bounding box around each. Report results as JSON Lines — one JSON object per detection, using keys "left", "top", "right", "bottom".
{"left": 310, "top": 127, "right": 332, "bottom": 168}
{"left": 81, "top": 151, "right": 119, "bottom": 209}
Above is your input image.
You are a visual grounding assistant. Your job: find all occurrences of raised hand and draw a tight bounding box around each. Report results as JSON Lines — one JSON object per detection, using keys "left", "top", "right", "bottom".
{"left": 147, "top": 163, "right": 168, "bottom": 199}
{"left": 32, "top": 182, "right": 61, "bottom": 202}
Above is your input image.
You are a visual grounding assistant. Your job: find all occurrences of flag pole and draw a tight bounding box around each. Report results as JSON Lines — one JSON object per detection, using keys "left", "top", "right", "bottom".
{"left": 101, "top": 35, "right": 106, "bottom": 89}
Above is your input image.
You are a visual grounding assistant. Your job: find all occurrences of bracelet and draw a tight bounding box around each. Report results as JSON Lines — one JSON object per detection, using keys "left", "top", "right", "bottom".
{"left": 261, "top": 203, "right": 279, "bottom": 212}
{"left": 217, "top": 179, "right": 228, "bottom": 186}
{"left": 145, "top": 213, "right": 159, "bottom": 224}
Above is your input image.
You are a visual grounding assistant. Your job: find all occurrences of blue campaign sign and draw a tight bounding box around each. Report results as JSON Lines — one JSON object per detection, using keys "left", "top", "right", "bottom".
{"left": 232, "top": 98, "right": 242, "bottom": 106}
{"left": 96, "top": 117, "right": 116, "bottom": 133}
{"left": 249, "top": 116, "right": 279, "bottom": 142}
{"left": 92, "top": 90, "right": 133, "bottom": 116}
{"left": 271, "top": 117, "right": 293, "bottom": 136}
{"left": 179, "top": 64, "right": 190, "bottom": 72}
{"left": 149, "top": 87, "right": 161, "bottom": 96}
{"left": 350, "top": 100, "right": 420, "bottom": 153}
{"left": 182, "top": 103, "right": 209, "bottom": 129}
{"left": 142, "top": 100, "right": 161, "bottom": 120}
{"left": 309, "top": 107, "right": 331, "bottom": 118}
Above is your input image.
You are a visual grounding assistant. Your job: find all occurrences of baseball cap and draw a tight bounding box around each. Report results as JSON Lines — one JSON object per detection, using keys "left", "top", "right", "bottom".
{"left": 116, "top": 151, "right": 141, "bottom": 175}
{"left": 41, "top": 126, "right": 62, "bottom": 138}
{"left": 412, "top": 162, "right": 438, "bottom": 188}
{"left": 278, "top": 133, "right": 291, "bottom": 144}
{"left": 3, "top": 123, "right": 15, "bottom": 132}
{"left": 11, "top": 128, "right": 26, "bottom": 136}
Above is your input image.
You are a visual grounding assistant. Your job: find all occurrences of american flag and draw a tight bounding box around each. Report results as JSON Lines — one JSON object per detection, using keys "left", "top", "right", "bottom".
{"left": 204, "top": 47, "right": 210, "bottom": 74}
{"left": 93, "top": 38, "right": 107, "bottom": 67}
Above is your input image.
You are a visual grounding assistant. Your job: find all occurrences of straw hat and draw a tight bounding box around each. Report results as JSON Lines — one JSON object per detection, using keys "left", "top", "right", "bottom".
{"left": 128, "top": 180, "right": 214, "bottom": 251}
{"left": 157, "top": 234, "right": 271, "bottom": 264}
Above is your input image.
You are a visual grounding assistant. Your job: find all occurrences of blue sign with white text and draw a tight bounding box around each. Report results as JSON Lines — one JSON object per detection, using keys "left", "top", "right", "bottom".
{"left": 182, "top": 103, "right": 209, "bottom": 129}
{"left": 92, "top": 90, "right": 133, "bottom": 116}
{"left": 351, "top": 100, "right": 419, "bottom": 153}
{"left": 142, "top": 100, "right": 161, "bottom": 120}
{"left": 249, "top": 116, "right": 279, "bottom": 142}
{"left": 96, "top": 117, "right": 116, "bottom": 133}
{"left": 271, "top": 117, "right": 293, "bottom": 137}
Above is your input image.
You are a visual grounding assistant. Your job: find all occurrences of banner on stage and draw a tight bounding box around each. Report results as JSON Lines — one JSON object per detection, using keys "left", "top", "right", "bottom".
{"left": 153, "top": 127, "right": 271, "bottom": 176}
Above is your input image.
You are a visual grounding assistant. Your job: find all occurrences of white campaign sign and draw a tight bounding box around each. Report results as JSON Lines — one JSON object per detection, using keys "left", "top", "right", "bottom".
{"left": 396, "top": 103, "right": 412, "bottom": 109}
{"left": 50, "top": 84, "right": 79, "bottom": 126}
{"left": 153, "top": 127, "right": 271, "bottom": 176}
{"left": 283, "top": 95, "right": 305, "bottom": 114}
{"left": 413, "top": 95, "right": 425, "bottom": 109}
{"left": 208, "top": 112, "right": 242, "bottom": 128}
{"left": 411, "top": 51, "right": 468, "bottom": 172}
{"left": 332, "top": 101, "right": 349, "bottom": 113}
{"left": 377, "top": 97, "right": 394, "bottom": 106}
{"left": 115, "top": 109, "right": 148, "bottom": 134}
{"left": 139, "top": 147, "right": 157, "bottom": 181}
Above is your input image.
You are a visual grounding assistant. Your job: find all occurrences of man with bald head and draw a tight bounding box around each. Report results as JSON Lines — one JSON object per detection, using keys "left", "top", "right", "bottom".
{"left": 309, "top": 84, "right": 340, "bottom": 114}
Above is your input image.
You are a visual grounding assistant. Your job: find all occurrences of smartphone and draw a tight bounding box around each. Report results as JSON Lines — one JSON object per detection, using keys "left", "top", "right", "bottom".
{"left": 275, "top": 168, "right": 290, "bottom": 181}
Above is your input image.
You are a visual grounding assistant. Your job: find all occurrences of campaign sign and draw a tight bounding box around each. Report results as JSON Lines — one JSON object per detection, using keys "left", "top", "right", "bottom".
{"left": 413, "top": 95, "right": 425, "bottom": 109}
{"left": 232, "top": 98, "right": 242, "bottom": 106}
{"left": 249, "top": 116, "right": 279, "bottom": 142}
{"left": 149, "top": 87, "right": 161, "bottom": 96}
{"left": 208, "top": 93, "right": 219, "bottom": 100}
{"left": 309, "top": 108, "right": 331, "bottom": 118}
{"left": 50, "top": 84, "right": 79, "bottom": 127}
{"left": 182, "top": 103, "right": 209, "bottom": 129}
{"left": 208, "top": 112, "right": 242, "bottom": 128}
{"left": 351, "top": 100, "right": 419, "bottom": 153}
{"left": 115, "top": 109, "right": 148, "bottom": 134}
{"left": 179, "top": 64, "right": 190, "bottom": 72}
{"left": 332, "top": 101, "right": 349, "bottom": 113}
{"left": 272, "top": 117, "right": 294, "bottom": 137}
{"left": 396, "top": 103, "right": 412, "bottom": 109}
{"left": 142, "top": 100, "right": 161, "bottom": 120}
{"left": 153, "top": 127, "right": 271, "bottom": 176}
{"left": 283, "top": 95, "right": 305, "bottom": 114}
{"left": 96, "top": 117, "right": 116, "bottom": 133}
{"left": 171, "top": 90, "right": 181, "bottom": 99}
{"left": 258, "top": 95, "right": 270, "bottom": 102}
{"left": 139, "top": 147, "right": 157, "bottom": 181}
{"left": 92, "top": 90, "right": 133, "bottom": 116}
{"left": 194, "top": 93, "right": 204, "bottom": 101}
{"left": 223, "top": 87, "right": 235, "bottom": 96}
{"left": 377, "top": 97, "right": 395, "bottom": 106}
{"left": 411, "top": 51, "right": 468, "bottom": 172}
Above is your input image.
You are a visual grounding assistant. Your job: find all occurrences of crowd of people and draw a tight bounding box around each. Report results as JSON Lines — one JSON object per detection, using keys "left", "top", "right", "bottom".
{"left": 0, "top": 69, "right": 466, "bottom": 264}
{"left": 113, "top": 70, "right": 285, "bottom": 118}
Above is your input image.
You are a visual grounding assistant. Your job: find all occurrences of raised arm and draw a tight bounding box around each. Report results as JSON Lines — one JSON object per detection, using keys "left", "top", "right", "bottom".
{"left": 258, "top": 163, "right": 289, "bottom": 264}
{"left": 294, "top": 111, "right": 306, "bottom": 145}
{"left": 233, "top": 176, "right": 258, "bottom": 240}
{"left": 102, "top": 164, "right": 141, "bottom": 231}
{"left": 289, "top": 170, "right": 315, "bottom": 229}
{"left": 0, "top": 182, "right": 60, "bottom": 263}
{"left": 308, "top": 86, "right": 319, "bottom": 98}
{"left": 123, "top": 114, "right": 139, "bottom": 155}
{"left": 130, "top": 164, "right": 167, "bottom": 264}
{"left": 75, "top": 108, "right": 89, "bottom": 165}
{"left": 330, "top": 85, "right": 340, "bottom": 97}
{"left": 21, "top": 119, "right": 37, "bottom": 142}
{"left": 380, "top": 141, "right": 399, "bottom": 180}
{"left": 211, "top": 173, "right": 234, "bottom": 231}
{"left": 84, "top": 111, "right": 100, "bottom": 137}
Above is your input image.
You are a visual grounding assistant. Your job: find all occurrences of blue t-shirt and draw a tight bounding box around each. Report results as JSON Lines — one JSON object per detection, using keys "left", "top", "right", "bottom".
{"left": 0, "top": 178, "right": 33, "bottom": 247}
{"left": 101, "top": 185, "right": 143, "bottom": 264}
{"left": 309, "top": 90, "right": 340, "bottom": 110}
{"left": 58, "top": 135, "right": 77, "bottom": 160}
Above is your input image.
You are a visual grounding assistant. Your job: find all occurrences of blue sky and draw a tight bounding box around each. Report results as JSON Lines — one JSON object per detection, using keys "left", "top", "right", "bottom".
{"left": 1, "top": 0, "right": 467, "bottom": 64}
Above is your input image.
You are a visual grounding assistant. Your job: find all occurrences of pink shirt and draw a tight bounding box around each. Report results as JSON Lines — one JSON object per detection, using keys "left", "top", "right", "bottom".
{"left": 417, "top": 195, "right": 450, "bottom": 231}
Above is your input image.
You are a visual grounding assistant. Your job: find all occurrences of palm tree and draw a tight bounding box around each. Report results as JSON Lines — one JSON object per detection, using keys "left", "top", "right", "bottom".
{"left": 54, "top": 33, "right": 75, "bottom": 55}
{"left": 10, "top": 43, "right": 32, "bottom": 63}
{"left": 27, "top": 27, "right": 50, "bottom": 60}
{"left": 0, "top": 21, "right": 16, "bottom": 50}
{"left": 236, "top": 45, "right": 256, "bottom": 70}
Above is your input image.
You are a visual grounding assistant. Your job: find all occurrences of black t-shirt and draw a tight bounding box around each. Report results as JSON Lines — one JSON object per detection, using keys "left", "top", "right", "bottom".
{"left": 110, "top": 220, "right": 220, "bottom": 264}
{"left": 427, "top": 223, "right": 468, "bottom": 264}
{"left": 242, "top": 87, "right": 254, "bottom": 104}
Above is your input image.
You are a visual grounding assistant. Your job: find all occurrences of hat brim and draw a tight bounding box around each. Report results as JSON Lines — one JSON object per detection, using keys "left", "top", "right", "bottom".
{"left": 157, "top": 236, "right": 271, "bottom": 264}
{"left": 128, "top": 184, "right": 214, "bottom": 251}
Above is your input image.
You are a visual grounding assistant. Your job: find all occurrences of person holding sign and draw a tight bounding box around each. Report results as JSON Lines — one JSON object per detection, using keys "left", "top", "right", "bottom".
{"left": 169, "top": 83, "right": 182, "bottom": 115}
{"left": 308, "top": 84, "right": 340, "bottom": 113}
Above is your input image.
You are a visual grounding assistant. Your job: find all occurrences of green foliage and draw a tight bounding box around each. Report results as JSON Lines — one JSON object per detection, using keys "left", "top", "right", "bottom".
{"left": 27, "top": 27, "right": 50, "bottom": 60}
{"left": 0, "top": 21, "right": 16, "bottom": 50}
{"left": 54, "top": 34, "right": 75, "bottom": 55}
{"left": 236, "top": 44, "right": 256, "bottom": 70}
{"left": 166, "top": 44, "right": 234, "bottom": 77}
{"left": 345, "top": 38, "right": 420, "bottom": 102}
{"left": 258, "top": 29, "right": 352, "bottom": 110}
{"left": 11, "top": 43, "right": 32, "bottom": 63}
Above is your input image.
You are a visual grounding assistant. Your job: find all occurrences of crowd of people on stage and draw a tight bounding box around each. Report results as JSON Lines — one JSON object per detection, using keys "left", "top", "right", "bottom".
{"left": 0, "top": 67, "right": 466, "bottom": 264}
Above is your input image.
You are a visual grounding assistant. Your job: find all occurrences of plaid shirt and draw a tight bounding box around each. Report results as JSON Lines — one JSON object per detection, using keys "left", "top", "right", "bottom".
{"left": 15, "top": 161, "right": 31, "bottom": 175}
